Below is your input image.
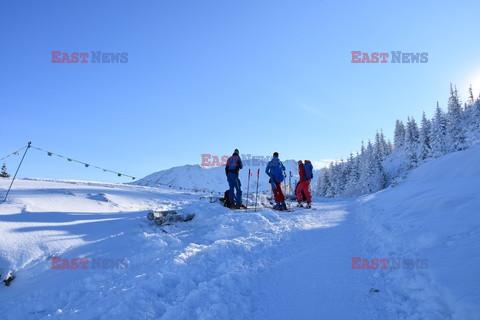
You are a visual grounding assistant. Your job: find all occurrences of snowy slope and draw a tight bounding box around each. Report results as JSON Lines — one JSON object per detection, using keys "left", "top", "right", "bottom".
{"left": 356, "top": 146, "right": 480, "bottom": 318}
{"left": 133, "top": 159, "right": 317, "bottom": 195}
{"left": 0, "top": 147, "right": 479, "bottom": 319}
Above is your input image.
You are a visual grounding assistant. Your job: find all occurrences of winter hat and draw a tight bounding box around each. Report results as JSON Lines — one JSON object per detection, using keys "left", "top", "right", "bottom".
{"left": 234, "top": 149, "right": 239, "bottom": 154}
{"left": 273, "top": 152, "right": 279, "bottom": 157}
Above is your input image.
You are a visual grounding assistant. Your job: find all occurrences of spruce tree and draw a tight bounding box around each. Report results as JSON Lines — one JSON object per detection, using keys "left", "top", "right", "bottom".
{"left": 329, "top": 160, "right": 343, "bottom": 197}
{"left": 324, "top": 164, "right": 334, "bottom": 198}
{"left": 321, "top": 168, "right": 331, "bottom": 198}
{"left": 375, "top": 130, "right": 389, "bottom": 159}
{"left": 430, "top": 102, "right": 448, "bottom": 157}
{"left": 419, "top": 111, "right": 432, "bottom": 160}
{"left": 446, "top": 84, "right": 467, "bottom": 151}
{"left": 465, "top": 85, "right": 480, "bottom": 144}
{"left": 0, "top": 163, "right": 10, "bottom": 178}
{"left": 405, "top": 117, "right": 420, "bottom": 168}
{"left": 467, "top": 84, "right": 475, "bottom": 109}
{"left": 387, "top": 140, "right": 393, "bottom": 153}
{"left": 343, "top": 153, "right": 360, "bottom": 197}
{"left": 393, "top": 120, "right": 406, "bottom": 149}
{"left": 470, "top": 95, "right": 480, "bottom": 144}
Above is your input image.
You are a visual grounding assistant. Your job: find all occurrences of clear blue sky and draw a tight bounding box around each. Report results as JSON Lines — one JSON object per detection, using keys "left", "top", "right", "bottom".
{"left": 1, "top": 0, "right": 479, "bottom": 182}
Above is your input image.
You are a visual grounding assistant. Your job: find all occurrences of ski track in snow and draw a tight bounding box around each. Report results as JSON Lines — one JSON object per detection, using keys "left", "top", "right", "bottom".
{"left": 251, "top": 201, "right": 396, "bottom": 320}
{"left": 1, "top": 145, "right": 480, "bottom": 320}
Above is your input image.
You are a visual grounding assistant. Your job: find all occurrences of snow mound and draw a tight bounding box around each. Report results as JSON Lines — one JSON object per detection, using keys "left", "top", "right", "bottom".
{"left": 87, "top": 193, "right": 110, "bottom": 202}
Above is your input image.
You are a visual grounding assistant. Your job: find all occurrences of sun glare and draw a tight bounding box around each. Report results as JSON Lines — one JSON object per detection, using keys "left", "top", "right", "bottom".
{"left": 468, "top": 73, "right": 480, "bottom": 96}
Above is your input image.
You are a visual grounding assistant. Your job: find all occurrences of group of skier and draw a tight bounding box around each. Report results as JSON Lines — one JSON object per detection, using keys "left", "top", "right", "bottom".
{"left": 224, "top": 149, "right": 313, "bottom": 211}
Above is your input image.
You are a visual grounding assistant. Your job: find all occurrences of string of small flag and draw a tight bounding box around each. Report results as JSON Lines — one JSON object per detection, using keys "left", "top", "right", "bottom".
{"left": 2, "top": 144, "right": 274, "bottom": 195}
{"left": 1, "top": 146, "right": 27, "bottom": 162}
{"left": 30, "top": 146, "right": 136, "bottom": 180}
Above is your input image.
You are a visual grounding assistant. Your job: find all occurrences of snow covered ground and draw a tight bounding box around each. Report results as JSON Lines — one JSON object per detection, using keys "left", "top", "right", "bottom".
{"left": 0, "top": 146, "right": 479, "bottom": 319}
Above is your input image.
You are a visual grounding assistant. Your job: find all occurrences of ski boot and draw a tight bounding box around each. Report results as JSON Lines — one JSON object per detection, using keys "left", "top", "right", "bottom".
{"left": 296, "top": 200, "right": 303, "bottom": 208}
{"left": 305, "top": 202, "right": 311, "bottom": 209}
{"left": 272, "top": 203, "right": 281, "bottom": 210}
{"left": 280, "top": 202, "right": 288, "bottom": 211}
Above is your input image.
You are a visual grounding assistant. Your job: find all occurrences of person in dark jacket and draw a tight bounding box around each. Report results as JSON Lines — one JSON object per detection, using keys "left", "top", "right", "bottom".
{"left": 225, "top": 149, "right": 243, "bottom": 208}
{"left": 265, "top": 152, "right": 287, "bottom": 210}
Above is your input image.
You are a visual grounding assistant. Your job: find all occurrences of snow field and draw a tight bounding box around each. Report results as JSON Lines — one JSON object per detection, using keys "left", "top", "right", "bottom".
{"left": 1, "top": 146, "right": 479, "bottom": 319}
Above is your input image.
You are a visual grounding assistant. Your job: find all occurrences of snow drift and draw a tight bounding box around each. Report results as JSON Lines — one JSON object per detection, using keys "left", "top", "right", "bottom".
{"left": 357, "top": 145, "right": 480, "bottom": 319}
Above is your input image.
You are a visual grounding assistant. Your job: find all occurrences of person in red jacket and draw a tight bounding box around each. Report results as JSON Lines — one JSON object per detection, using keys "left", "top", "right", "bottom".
{"left": 296, "top": 160, "right": 312, "bottom": 208}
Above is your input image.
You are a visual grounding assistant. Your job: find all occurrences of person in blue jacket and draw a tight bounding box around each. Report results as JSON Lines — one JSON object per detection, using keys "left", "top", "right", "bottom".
{"left": 265, "top": 152, "right": 287, "bottom": 210}
{"left": 225, "top": 149, "right": 243, "bottom": 208}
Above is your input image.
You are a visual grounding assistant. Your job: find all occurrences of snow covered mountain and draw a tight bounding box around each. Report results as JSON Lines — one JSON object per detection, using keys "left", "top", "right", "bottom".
{"left": 133, "top": 159, "right": 318, "bottom": 195}
{"left": 0, "top": 146, "right": 479, "bottom": 319}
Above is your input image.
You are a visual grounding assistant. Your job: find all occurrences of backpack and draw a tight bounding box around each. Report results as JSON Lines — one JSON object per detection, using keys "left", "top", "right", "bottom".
{"left": 223, "top": 190, "right": 231, "bottom": 207}
{"left": 269, "top": 158, "right": 284, "bottom": 183}
{"left": 304, "top": 160, "right": 313, "bottom": 180}
{"left": 227, "top": 155, "right": 241, "bottom": 174}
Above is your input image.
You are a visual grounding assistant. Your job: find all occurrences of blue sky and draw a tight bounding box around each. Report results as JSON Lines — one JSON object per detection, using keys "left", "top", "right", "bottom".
{"left": 1, "top": 0, "right": 480, "bottom": 182}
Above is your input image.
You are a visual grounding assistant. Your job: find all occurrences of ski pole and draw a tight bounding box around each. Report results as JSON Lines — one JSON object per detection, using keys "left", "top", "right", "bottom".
{"left": 289, "top": 171, "right": 292, "bottom": 196}
{"left": 254, "top": 168, "right": 260, "bottom": 212}
{"left": 246, "top": 169, "right": 251, "bottom": 210}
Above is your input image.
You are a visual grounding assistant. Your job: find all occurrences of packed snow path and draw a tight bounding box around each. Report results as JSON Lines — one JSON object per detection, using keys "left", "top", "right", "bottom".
{"left": 251, "top": 201, "right": 394, "bottom": 319}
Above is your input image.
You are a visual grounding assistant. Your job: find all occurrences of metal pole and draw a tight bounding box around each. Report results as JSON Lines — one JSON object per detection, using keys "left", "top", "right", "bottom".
{"left": 289, "top": 171, "right": 292, "bottom": 196}
{"left": 3, "top": 142, "right": 31, "bottom": 202}
{"left": 254, "top": 169, "right": 260, "bottom": 211}
{"left": 246, "top": 169, "right": 251, "bottom": 210}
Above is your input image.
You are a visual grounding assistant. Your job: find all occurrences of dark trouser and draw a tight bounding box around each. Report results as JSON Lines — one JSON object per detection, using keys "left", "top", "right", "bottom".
{"left": 227, "top": 172, "right": 242, "bottom": 205}
{"left": 272, "top": 181, "right": 285, "bottom": 203}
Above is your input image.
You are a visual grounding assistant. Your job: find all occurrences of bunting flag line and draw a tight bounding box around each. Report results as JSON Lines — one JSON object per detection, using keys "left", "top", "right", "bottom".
{"left": 30, "top": 146, "right": 137, "bottom": 180}
{"left": 1, "top": 146, "right": 27, "bottom": 162}
{"left": 3, "top": 144, "right": 265, "bottom": 195}
{"left": 3, "top": 143, "right": 249, "bottom": 197}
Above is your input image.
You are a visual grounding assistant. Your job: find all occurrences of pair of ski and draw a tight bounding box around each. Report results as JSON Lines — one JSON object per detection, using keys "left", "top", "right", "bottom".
{"left": 270, "top": 204, "right": 316, "bottom": 212}
{"left": 226, "top": 201, "right": 315, "bottom": 212}
{"left": 0, "top": 271, "right": 15, "bottom": 287}
{"left": 227, "top": 205, "right": 262, "bottom": 211}
{"left": 147, "top": 210, "right": 195, "bottom": 226}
